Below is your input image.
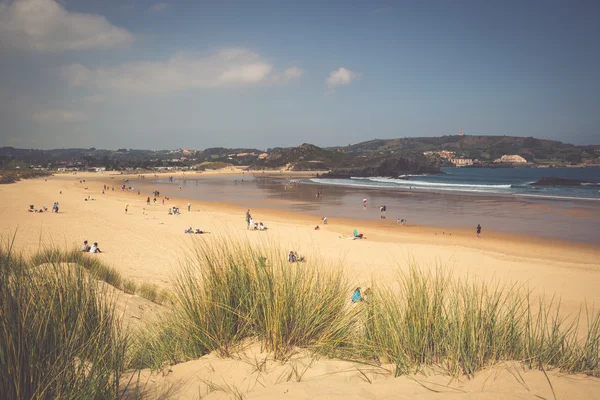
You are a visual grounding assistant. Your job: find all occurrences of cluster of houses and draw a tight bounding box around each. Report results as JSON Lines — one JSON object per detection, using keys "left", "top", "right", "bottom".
{"left": 424, "top": 150, "right": 528, "bottom": 167}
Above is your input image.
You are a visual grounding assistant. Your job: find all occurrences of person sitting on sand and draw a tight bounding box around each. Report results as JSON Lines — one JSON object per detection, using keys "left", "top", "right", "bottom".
{"left": 259, "top": 222, "right": 267, "bottom": 231}
{"left": 288, "top": 251, "right": 297, "bottom": 263}
{"left": 351, "top": 287, "right": 363, "bottom": 303}
{"left": 363, "top": 288, "right": 371, "bottom": 303}
{"left": 194, "top": 228, "right": 207, "bottom": 234}
{"left": 293, "top": 251, "right": 305, "bottom": 262}
{"left": 314, "top": 225, "right": 320, "bottom": 230}
{"left": 89, "top": 242, "right": 101, "bottom": 253}
{"left": 81, "top": 240, "right": 90, "bottom": 252}
{"left": 168, "top": 208, "right": 173, "bottom": 215}
{"left": 185, "top": 227, "right": 193, "bottom": 233}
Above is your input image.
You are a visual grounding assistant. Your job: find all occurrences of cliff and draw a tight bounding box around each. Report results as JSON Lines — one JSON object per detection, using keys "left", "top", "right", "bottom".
{"left": 323, "top": 152, "right": 441, "bottom": 178}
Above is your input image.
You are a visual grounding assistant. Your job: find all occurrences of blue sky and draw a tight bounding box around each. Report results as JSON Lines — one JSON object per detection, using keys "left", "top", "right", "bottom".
{"left": 0, "top": 0, "right": 598, "bottom": 149}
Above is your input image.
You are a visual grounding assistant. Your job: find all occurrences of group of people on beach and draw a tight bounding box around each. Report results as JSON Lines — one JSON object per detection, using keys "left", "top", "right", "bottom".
{"left": 288, "top": 251, "right": 305, "bottom": 263}
{"left": 28, "top": 205, "right": 48, "bottom": 213}
{"left": 185, "top": 227, "right": 208, "bottom": 234}
{"left": 245, "top": 209, "right": 267, "bottom": 230}
{"left": 81, "top": 240, "right": 101, "bottom": 253}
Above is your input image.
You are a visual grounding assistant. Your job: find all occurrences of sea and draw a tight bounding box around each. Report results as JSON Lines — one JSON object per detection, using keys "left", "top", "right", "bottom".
{"left": 310, "top": 167, "right": 600, "bottom": 201}
{"left": 132, "top": 167, "right": 600, "bottom": 244}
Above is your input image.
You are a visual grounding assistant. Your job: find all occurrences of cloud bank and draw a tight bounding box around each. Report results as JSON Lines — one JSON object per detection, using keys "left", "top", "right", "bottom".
{"left": 0, "top": 0, "right": 133, "bottom": 51}
{"left": 61, "top": 49, "right": 302, "bottom": 93}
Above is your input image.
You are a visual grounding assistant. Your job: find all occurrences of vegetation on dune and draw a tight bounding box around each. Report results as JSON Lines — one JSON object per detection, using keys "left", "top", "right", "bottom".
{"left": 362, "top": 266, "right": 600, "bottom": 377}
{"left": 129, "top": 239, "right": 353, "bottom": 369}
{"left": 2, "top": 237, "right": 599, "bottom": 399}
{"left": 0, "top": 169, "right": 52, "bottom": 184}
{"left": 196, "top": 161, "right": 234, "bottom": 170}
{"left": 132, "top": 239, "right": 600, "bottom": 378}
{"left": 0, "top": 241, "right": 130, "bottom": 399}
{"left": 31, "top": 247, "right": 171, "bottom": 305}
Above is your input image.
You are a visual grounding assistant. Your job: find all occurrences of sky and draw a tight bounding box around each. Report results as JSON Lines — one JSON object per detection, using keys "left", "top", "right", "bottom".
{"left": 0, "top": 0, "right": 599, "bottom": 150}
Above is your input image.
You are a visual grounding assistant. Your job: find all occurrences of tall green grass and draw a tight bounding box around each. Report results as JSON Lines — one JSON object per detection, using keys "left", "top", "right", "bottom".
{"left": 362, "top": 266, "right": 600, "bottom": 377}
{"left": 131, "top": 239, "right": 353, "bottom": 369}
{"left": 0, "top": 240, "right": 130, "bottom": 399}
{"left": 133, "top": 240, "right": 600, "bottom": 379}
{"left": 31, "top": 247, "right": 170, "bottom": 305}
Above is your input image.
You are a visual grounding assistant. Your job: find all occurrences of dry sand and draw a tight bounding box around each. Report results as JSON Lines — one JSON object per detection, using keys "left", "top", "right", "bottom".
{"left": 2, "top": 171, "right": 600, "bottom": 399}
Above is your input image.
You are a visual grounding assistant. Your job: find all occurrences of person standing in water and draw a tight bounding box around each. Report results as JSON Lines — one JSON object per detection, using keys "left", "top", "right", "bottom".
{"left": 476, "top": 224, "right": 482, "bottom": 238}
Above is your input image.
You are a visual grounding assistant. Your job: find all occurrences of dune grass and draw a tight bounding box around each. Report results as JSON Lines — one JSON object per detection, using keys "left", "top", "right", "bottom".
{"left": 132, "top": 239, "right": 600, "bottom": 378}
{"left": 30, "top": 247, "right": 170, "bottom": 305}
{"left": 130, "top": 238, "right": 354, "bottom": 369}
{"left": 3, "top": 235, "right": 599, "bottom": 395}
{"left": 0, "top": 240, "right": 130, "bottom": 399}
{"left": 361, "top": 266, "right": 600, "bottom": 377}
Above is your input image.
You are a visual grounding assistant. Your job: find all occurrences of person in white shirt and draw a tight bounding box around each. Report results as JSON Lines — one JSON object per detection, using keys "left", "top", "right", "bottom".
{"left": 81, "top": 240, "right": 90, "bottom": 252}
{"left": 248, "top": 218, "right": 254, "bottom": 230}
{"left": 89, "top": 242, "right": 101, "bottom": 253}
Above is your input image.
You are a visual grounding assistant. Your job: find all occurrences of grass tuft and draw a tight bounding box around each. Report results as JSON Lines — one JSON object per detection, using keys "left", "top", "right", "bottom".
{"left": 0, "top": 238, "right": 130, "bottom": 399}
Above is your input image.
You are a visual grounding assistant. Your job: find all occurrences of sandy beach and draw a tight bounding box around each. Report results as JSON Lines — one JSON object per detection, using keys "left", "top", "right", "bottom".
{"left": 2, "top": 171, "right": 600, "bottom": 399}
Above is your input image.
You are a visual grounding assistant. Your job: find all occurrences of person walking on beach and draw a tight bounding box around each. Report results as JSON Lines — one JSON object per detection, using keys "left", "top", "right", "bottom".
{"left": 476, "top": 224, "right": 482, "bottom": 238}
{"left": 125, "top": 204, "right": 129, "bottom": 214}
{"left": 380, "top": 205, "right": 386, "bottom": 219}
{"left": 147, "top": 196, "right": 150, "bottom": 206}
{"left": 187, "top": 202, "right": 191, "bottom": 212}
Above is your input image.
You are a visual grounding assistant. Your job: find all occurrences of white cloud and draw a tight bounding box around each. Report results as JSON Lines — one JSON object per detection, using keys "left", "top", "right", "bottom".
{"left": 32, "top": 109, "right": 87, "bottom": 123}
{"left": 61, "top": 49, "right": 277, "bottom": 93}
{"left": 148, "top": 2, "right": 170, "bottom": 12}
{"left": 0, "top": 0, "right": 133, "bottom": 51}
{"left": 326, "top": 67, "right": 358, "bottom": 88}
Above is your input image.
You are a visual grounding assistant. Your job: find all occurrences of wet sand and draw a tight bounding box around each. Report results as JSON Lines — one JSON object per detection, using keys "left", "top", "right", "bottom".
{"left": 131, "top": 173, "right": 600, "bottom": 244}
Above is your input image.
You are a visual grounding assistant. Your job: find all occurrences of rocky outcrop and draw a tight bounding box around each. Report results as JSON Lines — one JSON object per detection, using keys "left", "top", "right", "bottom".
{"left": 323, "top": 153, "right": 441, "bottom": 178}
{"left": 529, "top": 177, "right": 591, "bottom": 186}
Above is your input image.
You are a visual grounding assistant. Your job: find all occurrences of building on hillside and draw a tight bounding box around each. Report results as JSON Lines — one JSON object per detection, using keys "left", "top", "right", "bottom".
{"left": 424, "top": 150, "right": 455, "bottom": 159}
{"left": 450, "top": 158, "right": 474, "bottom": 166}
{"left": 258, "top": 153, "right": 269, "bottom": 159}
{"left": 494, "top": 155, "right": 527, "bottom": 163}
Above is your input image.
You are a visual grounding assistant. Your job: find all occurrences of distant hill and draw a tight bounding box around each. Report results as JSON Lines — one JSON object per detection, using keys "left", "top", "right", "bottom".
{"left": 1, "top": 135, "right": 598, "bottom": 171}
{"left": 331, "top": 136, "right": 599, "bottom": 164}
{"left": 249, "top": 143, "right": 350, "bottom": 170}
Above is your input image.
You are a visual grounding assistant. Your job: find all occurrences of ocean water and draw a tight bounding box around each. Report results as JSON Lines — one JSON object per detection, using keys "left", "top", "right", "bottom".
{"left": 310, "top": 167, "right": 600, "bottom": 201}
{"left": 132, "top": 168, "right": 600, "bottom": 243}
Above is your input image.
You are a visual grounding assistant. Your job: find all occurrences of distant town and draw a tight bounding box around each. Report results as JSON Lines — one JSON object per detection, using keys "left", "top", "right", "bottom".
{"left": 1, "top": 135, "right": 599, "bottom": 175}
